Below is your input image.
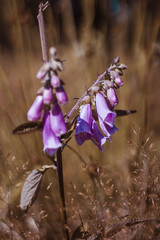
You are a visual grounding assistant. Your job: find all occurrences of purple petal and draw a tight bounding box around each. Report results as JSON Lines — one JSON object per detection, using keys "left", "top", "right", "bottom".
{"left": 75, "top": 104, "right": 93, "bottom": 145}
{"left": 50, "top": 102, "right": 67, "bottom": 137}
{"left": 96, "top": 92, "right": 116, "bottom": 127}
{"left": 91, "top": 118, "right": 107, "bottom": 152}
{"left": 98, "top": 116, "right": 118, "bottom": 138}
{"left": 43, "top": 87, "right": 53, "bottom": 105}
{"left": 56, "top": 85, "right": 68, "bottom": 105}
{"left": 42, "top": 110, "right": 62, "bottom": 156}
{"left": 27, "top": 95, "right": 43, "bottom": 121}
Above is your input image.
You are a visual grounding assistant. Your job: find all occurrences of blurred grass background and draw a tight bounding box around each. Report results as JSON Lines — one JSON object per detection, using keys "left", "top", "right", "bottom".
{"left": 0, "top": 0, "right": 160, "bottom": 239}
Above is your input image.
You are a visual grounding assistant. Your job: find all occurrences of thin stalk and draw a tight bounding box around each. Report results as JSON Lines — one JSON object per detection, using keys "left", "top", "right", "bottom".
{"left": 37, "top": 3, "right": 69, "bottom": 239}
{"left": 56, "top": 149, "right": 70, "bottom": 240}
{"left": 37, "top": 2, "right": 49, "bottom": 62}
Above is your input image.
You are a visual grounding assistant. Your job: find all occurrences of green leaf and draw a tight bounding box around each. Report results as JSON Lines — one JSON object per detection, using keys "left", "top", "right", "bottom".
{"left": 12, "top": 121, "right": 42, "bottom": 135}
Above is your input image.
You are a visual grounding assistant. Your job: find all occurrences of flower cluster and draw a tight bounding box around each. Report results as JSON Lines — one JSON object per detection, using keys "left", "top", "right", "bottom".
{"left": 27, "top": 47, "right": 68, "bottom": 156}
{"left": 75, "top": 56, "right": 126, "bottom": 152}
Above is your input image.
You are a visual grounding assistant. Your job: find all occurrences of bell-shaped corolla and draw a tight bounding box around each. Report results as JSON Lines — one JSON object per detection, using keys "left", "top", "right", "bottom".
{"left": 42, "top": 109, "right": 62, "bottom": 156}
{"left": 96, "top": 92, "right": 116, "bottom": 127}
{"left": 75, "top": 104, "right": 93, "bottom": 145}
{"left": 50, "top": 102, "right": 67, "bottom": 137}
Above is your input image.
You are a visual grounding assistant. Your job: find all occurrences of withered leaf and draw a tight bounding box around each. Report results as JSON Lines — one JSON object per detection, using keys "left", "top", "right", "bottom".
{"left": 20, "top": 169, "right": 43, "bottom": 213}
{"left": 12, "top": 121, "right": 42, "bottom": 135}
{"left": 20, "top": 165, "right": 55, "bottom": 213}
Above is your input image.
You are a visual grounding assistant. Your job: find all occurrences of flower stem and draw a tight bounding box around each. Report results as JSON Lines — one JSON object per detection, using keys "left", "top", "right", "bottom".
{"left": 37, "top": 2, "right": 49, "bottom": 62}
{"left": 37, "top": 4, "right": 69, "bottom": 239}
{"left": 56, "top": 149, "right": 70, "bottom": 240}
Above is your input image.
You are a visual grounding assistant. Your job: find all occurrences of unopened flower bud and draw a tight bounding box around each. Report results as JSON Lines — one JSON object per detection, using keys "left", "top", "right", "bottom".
{"left": 115, "top": 68, "right": 123, "bottom": 76}
{"left": 43, "top": 87, "right": 53, "bottom": 105}
{"left": 110, "top": 71, "right": 123, "bottom": 87}
{"left": 114, "top": 75, "right": 123, "bottom": 87}
{"left": 51, "top": 75, "right": 61, "bottom": 88}
{"left": 49, "top": 47, "right": 57, "bottom": 59}
{"left": 36, "top": 63, "right": 50, "bottom": 79}
{"left": 107, "top": 88, "right": 118, "bottom": 106}
{"left": 92, "top": 86, "right": 100, "bottom": 93}
{"left": 103, "top": 80, "right": 114, "bottom": 90}
{"left": 118, "top": 63, "right": 127, "bottom": 70}
{"left": 27, "top": 95, "right": 43, "bottom": 121}
{"left": 56, "top": 86, "right": 68, "bottom": 105}
{"left": 113, "top": 56, "right": 120, "bottom": 64}
{"left": 83, "top": 95, "right": 90, "bottom": 103}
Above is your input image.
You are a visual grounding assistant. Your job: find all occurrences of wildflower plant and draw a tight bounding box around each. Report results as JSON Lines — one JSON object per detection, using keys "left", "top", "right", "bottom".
{"left": 12, "top": 2, "right": 136, "bottom": 240}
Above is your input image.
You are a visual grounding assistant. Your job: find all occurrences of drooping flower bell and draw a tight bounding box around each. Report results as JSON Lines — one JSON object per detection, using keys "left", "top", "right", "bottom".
{"left": 75, "top": 103, "right": 93, "bottom": 145}
{"left": 96, "top": 92, "right": 118, "bottom": 138}
{"left": 42, "top": 109, "right": 62, "bottom": 156}
{"left": 50, "top": 101, "right": 67, "bottom": 137}
{"left": 27, "top": 95, "right": 43, "bottom": 121}
{"left": 96, "top": 92, "right": 116, "bottom": 127}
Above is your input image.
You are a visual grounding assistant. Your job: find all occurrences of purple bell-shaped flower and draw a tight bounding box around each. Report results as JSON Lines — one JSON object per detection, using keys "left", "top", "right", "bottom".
{"left": 75, "top": 104, "right": 93, "bottom": 145}
{"left": 96, "top": 92, "right": 116, "bottom": 127}
{"left": 96, "top": 92, "right": 118, "bottom": 138}
{"left": 42, "top": 109, "right": 62, "bottom": 156}
{"left": 50, "top": 102, "right": 67, "bottom": 137}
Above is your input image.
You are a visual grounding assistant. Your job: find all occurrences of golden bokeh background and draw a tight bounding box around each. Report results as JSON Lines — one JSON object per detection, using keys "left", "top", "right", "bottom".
{"left": 0, "top": 0, "right": 159, "bottom": 239}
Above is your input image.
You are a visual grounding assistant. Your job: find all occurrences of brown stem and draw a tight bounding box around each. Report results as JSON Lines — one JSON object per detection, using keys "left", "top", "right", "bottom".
{"left": 37, "top": 2, "right": 49, "bottom": 62}
{"left": 56, "top": 149, "right": 70, "bottom": 240}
